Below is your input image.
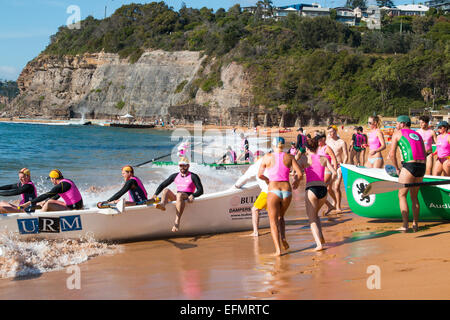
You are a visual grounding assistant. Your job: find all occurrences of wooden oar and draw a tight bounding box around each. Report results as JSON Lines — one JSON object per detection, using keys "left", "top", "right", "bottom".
{"left": 97, "top": 198, "right": 160, "bottom": 213}
{"left": 17, "top": 205, "right": 42, "bottom": 213}
{"left": 363, "top": 179, "right": 450, "bottom": 196}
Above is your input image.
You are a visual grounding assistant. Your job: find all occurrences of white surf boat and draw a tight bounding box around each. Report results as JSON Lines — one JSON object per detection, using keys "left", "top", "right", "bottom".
{"left": 0, "top": 182, "right": 268, "bottom": 242}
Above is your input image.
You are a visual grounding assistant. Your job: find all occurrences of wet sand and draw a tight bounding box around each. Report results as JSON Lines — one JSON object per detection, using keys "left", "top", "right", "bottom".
{"left": 1, "top": 122, "right": 448, "bottom": 299}
{"left": 1, "top": 183, "right": 450, "bottom": 300}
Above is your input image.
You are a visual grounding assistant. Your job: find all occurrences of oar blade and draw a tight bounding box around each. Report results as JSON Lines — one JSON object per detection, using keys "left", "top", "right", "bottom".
{"left": 363, "top": 181, "right": 403, "bottom": 196}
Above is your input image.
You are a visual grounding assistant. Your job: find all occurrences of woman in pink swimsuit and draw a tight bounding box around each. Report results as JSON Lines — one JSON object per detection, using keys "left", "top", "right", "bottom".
{"left": 417, "top": 115, "right": 437, "bottom": 175}
{"left": 433, "top": 121, "right": 450, "bottom": 176}
{"left": 298, "top": 136, "right": 336, "bottom": 251}
{"left": 258, "top": 137, "right": 303, "bottom": 256}
{"left": 365, "top": 116, "right": 386, "bottom": 169}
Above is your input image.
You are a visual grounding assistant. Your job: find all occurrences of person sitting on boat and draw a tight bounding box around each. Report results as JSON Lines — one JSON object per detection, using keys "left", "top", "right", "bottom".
{"left": 417, "top": 116, "right": 437, "bottom": 175}
{"left": 234, "top": 150, "right": 268, "bottom": 237}
{"left": 151, "top": 157, "right": 204, "bottom": 232}
{"left": 0, "top": 168, "right": 37, "bottom": 214}
{"left": 21, "top": 169, "right": 83, "bottom": 212}
{"left": 298, "top": 135, "right": 337, "bottom": 251}
{"left": 258, "top": 137, "right": 303, "bottom": 256}
{"left": 238, "top": 133, "right": 250, "bottom": 161}
{"left": 365, "top": 116, "right": 386, "bottom": 169}
{"left": 237, "top": 144, "right": 254, "bottom": 163}
{"left": 217, "top": 146, "right": 237, "bottom": 164}
{"left": 433, "top": 121, "right": 450, "bottom": 177}
{"left": 389, "top": 115, "right": 426, "bottom": 232}
{"left": 98, "top": 165, "right": 148, "bottom": 208}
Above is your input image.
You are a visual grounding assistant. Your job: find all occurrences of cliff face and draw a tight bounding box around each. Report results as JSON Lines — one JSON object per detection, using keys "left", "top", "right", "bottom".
{"left": 6, "top": 50, "right": 261, "bottom": 125}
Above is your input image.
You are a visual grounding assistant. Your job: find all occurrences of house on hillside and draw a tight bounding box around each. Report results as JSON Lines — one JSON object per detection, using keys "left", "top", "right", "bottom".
{"left": 301, "top": 6, "right": 330, "bottom": 17}
{"left": 425, "top": 0, "right": 450, "bottom": 12}
{"left": 335, "top": 7, "right": 356, "bottom": 26}
{"left": 396, "top": 4, "right": 429, "bottom": 15}
{"left": 273, "top": 7, "right": 299, "bottom": 20}
{"left": 380, "top": 6, "right": 402, "bottom": 16}
{"left": 354, "top": 5, "right": 381, "bottom": 29}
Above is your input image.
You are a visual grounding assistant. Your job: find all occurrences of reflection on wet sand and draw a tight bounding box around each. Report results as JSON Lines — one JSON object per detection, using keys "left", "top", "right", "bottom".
{"left": 1, "top": 181, "right": 450, "bottom": 299}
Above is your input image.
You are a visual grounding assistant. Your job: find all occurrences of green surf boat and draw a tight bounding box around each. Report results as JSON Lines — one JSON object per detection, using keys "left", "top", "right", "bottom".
{"left": 151, "top": 161, "right": 252, "bottom": 170}
{"left": 341, "top": 164, "right": 450, "bottom": 220}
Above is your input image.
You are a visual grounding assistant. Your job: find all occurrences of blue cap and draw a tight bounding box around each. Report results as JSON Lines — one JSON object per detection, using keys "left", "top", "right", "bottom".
{"left": 437, "top": 121, "right": 449, "bottom": 128}
{"left": 272, "top": 137, "right": 285, "bottom": 147}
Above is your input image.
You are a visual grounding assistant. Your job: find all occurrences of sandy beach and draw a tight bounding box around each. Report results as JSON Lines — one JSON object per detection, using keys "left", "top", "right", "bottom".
{"left": 1, "top": 119, "right": 448, "bottom": 300}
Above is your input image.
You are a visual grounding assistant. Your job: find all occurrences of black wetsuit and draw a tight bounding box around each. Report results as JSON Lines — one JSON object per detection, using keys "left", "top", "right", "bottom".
{"left": 107, "top": 179, "right": 147, "bottom": 202}
{"left": 31, "top": 181, "right": 83, "bottom": 210}
{"left": 0, "top": 182, "right": 36, "bottom": 202}
{"left": 154, "top": 172, "right": 204, "bottom": 197}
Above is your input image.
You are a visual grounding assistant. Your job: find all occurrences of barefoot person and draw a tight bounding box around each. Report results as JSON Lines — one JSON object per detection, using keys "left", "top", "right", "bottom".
{"left": 365, "top": 116, "right": 386, "bottom": 169}
{"left": 0, "top": 168, "right": 37, "bottom": 213}
{"left": 21, "top": 169, "right": 83, "bottom": 212}
{"left": 258, "top": 137, "right": 302, "bottom": 256}
{"left": 325, "top": 125, "right": 348, "bottom": 214}
{"left": 389, "top": 115, "right": 426, "bottom": 232}
{"left": 417, "top": 116, "right": 437, "bottom": 175}
{"left": 97, "top": 165, "right": 148, "bottom": 208}
{"left": 433, "top": 121, "right": 450, "bottom": 176}
{"left": 234, "top": 150, "right": 268, "bottom": 236}
{"left": 151, "top": 157, "right": 204, "bottom": 232}
{"left": 298, "top": 136, "right": 337, "bottom": 251}
{"left": 316, "top": 131, "right": 337, "bottom": 215}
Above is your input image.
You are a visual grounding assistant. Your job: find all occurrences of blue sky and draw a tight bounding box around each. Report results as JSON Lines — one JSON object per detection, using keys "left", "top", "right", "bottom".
{"left": 0, "top": 0, "right": 415, "bottom": 81}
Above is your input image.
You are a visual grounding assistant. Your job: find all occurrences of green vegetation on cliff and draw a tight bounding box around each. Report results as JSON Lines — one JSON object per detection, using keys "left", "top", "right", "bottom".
{"left": 0, "top": 80, "right": 19, "bottom": 100}
{"left": 43, "top": 2, "right": 449, "bottom": 119}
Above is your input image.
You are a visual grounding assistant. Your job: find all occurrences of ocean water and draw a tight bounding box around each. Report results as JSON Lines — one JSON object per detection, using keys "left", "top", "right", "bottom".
{"left": 0, "top": 122, "right": 269, "bottom": 279}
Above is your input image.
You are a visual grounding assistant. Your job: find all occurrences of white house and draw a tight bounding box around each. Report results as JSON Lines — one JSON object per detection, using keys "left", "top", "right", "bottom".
{"left": 396, "top": 4, "right": 429, "bottom": 15}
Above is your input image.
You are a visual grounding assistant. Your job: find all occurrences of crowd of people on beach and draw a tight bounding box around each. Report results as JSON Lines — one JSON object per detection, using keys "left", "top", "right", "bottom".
{"left": 0, "top": 115, "right": 449, "bottom": 256}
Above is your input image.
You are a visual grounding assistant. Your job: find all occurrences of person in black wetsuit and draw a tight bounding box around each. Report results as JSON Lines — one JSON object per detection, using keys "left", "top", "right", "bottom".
{"left": 97, "top": 165, "right": 148, "bottom": 208}
{"left": 150, "top": 157, "right": 204, "bottom": 232}
{"left": 21, "top": 169, "right": 84, "bottom": 212}
{"left": 0, "top": 168, "right": 38, "bottom": 213}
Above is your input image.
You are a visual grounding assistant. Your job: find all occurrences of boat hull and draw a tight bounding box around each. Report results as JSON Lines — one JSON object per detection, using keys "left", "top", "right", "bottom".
{"left": 0, "top": 183, "right": 268, "bottom": 241}
{"left": 341, "top": 164, "right": 450, "bottom": 221}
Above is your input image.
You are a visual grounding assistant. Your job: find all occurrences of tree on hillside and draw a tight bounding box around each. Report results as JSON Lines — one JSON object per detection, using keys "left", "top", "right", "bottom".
{"left": 376, "top": 0, "right": 394, "bottom": 8}
{"left": 346, "top": 0, "right": 367, "bottom": 9}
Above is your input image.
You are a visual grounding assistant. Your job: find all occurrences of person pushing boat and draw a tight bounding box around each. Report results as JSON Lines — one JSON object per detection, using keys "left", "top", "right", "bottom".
{"left": 389, "top": 115, "right": 426, "bottom": 232}
{"left": 21, "top": 169, "right": 83, "bottom": 212}
{"left": 234, "top": 150, "right": 268, "bottom": 237}
{"left": 98, "top": 165, "right": 149, "bottom": 208}
{"left": 298, "top": 135, "right": 337, "bottom": 251}
{"left": 151, "top": 157, "right": 204, "bottom": 232}
{"left": 0, "top": 168, "right": 37, "bottom": 214}
{"left": 258, "top": 137, "right": 302, "bottom": 256}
